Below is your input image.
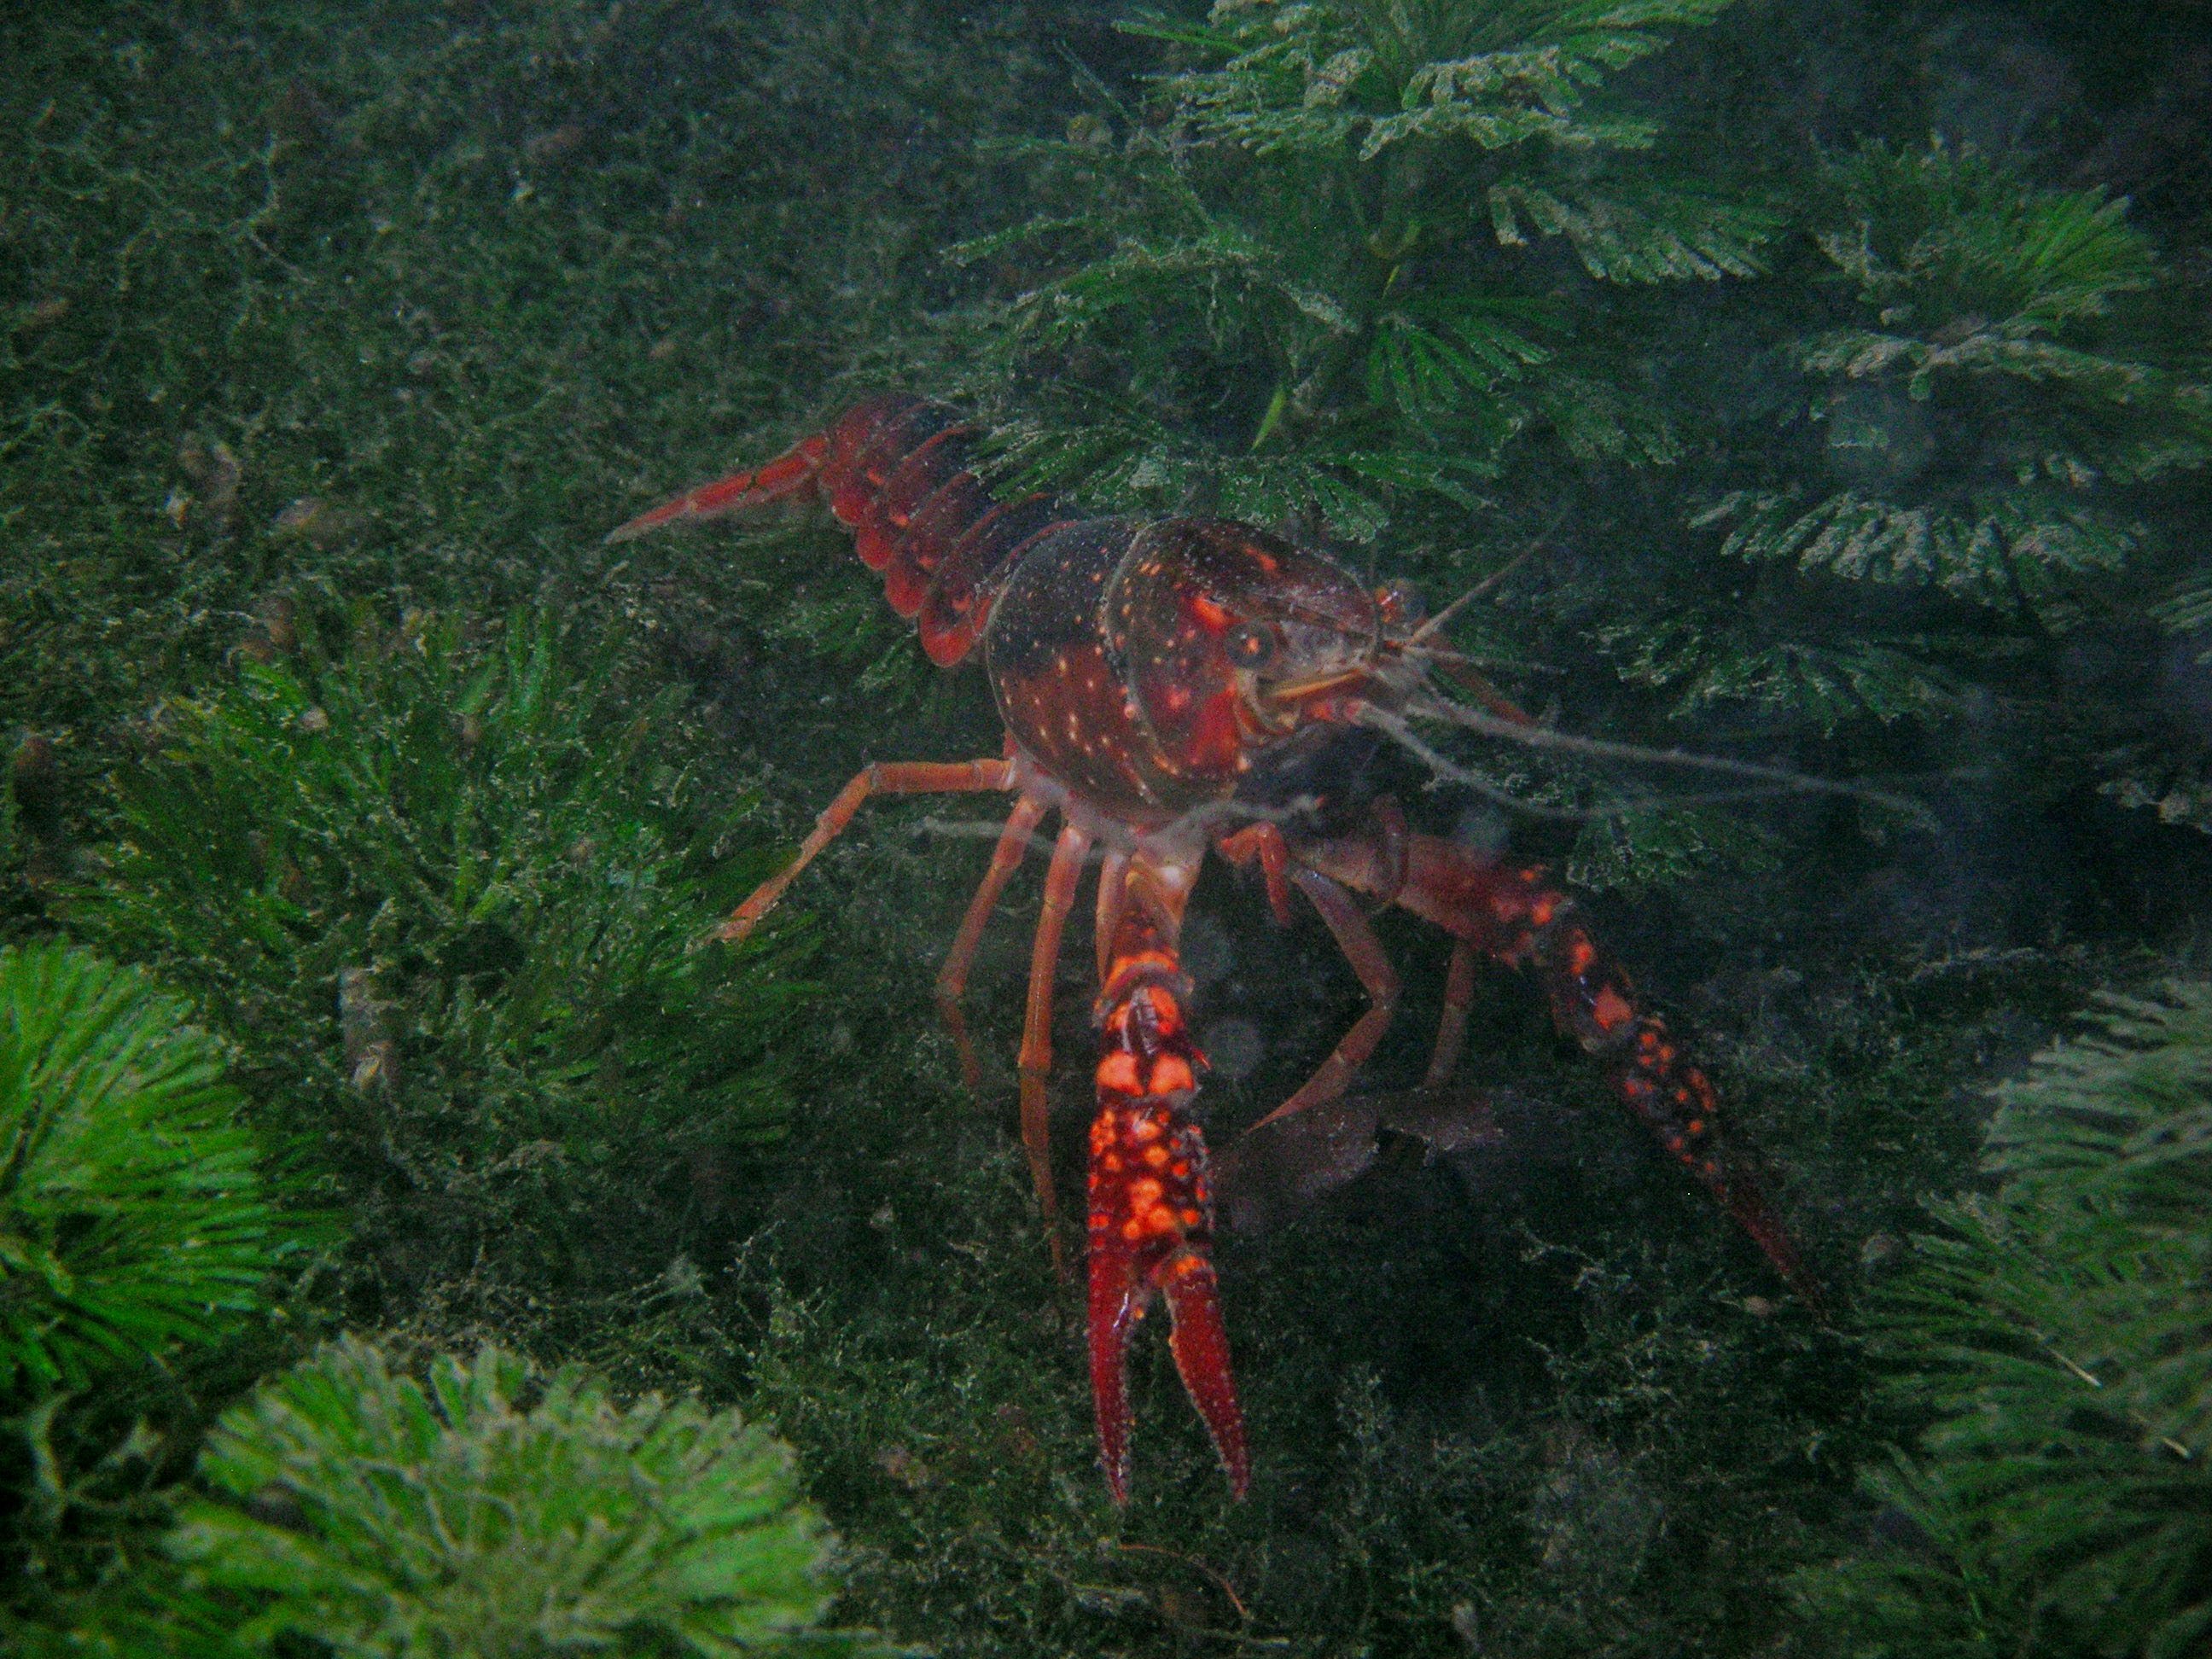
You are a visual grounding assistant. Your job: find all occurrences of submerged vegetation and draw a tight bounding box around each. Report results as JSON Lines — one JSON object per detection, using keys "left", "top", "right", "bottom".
{"left": 3, "top": 0, "right": 2210, "bottom": 1654}
{"left": 955, "top": 0, "right": 1776, "bottom": 521}
{"left": 1802, "top": 984, "right": 2212, "bottom": 1658}
{"left": 70, "top": 604, "right": 802, "bottom": 1344}
{"left": 175, "top": 1338, "right": 869, "bottom": 1658}
{"left": 0, "top": 944, "right": 295, "bottom": 1399}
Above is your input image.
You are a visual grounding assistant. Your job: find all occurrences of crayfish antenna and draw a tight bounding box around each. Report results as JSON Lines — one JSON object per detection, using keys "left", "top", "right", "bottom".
{"left": 1376, "top": 696, "right": 1936, "bottom": 829}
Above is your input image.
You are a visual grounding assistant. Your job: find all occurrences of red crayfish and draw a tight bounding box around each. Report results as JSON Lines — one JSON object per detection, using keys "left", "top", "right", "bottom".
{"left": 609, "top": 393, "right": 1819, "bottom": 1503}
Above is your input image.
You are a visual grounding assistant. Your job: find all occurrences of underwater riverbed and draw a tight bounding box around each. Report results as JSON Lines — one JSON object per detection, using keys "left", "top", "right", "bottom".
{"left": 3, "top": 2, "right": 2209, "bottom": 1655}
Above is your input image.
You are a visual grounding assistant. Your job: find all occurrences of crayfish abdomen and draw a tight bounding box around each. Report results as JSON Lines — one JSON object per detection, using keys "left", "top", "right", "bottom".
{"left": 608, "top": 396, "right": 1820, "bottom": 1503}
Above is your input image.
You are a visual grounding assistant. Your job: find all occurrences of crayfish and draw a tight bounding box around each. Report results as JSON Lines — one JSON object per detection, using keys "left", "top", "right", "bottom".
{"left": 609, "top": 394, "right": 1819, "bottom": 1503}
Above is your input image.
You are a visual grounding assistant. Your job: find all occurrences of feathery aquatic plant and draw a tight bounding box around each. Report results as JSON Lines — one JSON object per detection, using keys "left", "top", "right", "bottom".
{"left": 0, "top": 943, "right": 293, "bottom": 1396}
{"left": 1703, "top": 143, "right": 2193, "bottom": 598}
{"left": 1800, "top": 982, "right": 2212, "bottom": 1658}
{"left": 951, "top": 0, "right": 1773, "bottom": 531}
{"left": 171, "top": 1336, "right": 885, "bottom": 1656}
{"left": 1642, "top": 141, "right": 2211, "bottom": 737}
{"left": 70, "top": 606, "right": 800, "bottom": 1336}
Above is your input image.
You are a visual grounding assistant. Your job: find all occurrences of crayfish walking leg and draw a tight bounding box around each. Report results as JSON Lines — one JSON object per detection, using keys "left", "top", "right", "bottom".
{"left": 712, "top": 762, "right": 1097, "bottom": 1273}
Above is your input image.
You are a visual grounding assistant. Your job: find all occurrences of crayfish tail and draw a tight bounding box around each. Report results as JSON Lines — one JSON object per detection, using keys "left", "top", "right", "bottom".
{"left": 604, "top": 434, "right": 827, "bottom": 544}
{"left": 1085, "top": 1109, "right": 1251, "bottom": 1504}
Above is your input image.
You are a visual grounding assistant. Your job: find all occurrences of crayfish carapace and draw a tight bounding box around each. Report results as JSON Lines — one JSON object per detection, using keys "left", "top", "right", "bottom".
{"left": 609, "top": 393, "right": 1822, "bottom": 1503}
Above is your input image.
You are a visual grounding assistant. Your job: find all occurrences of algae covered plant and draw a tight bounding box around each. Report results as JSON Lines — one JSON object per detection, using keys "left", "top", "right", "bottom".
{"left": 3, "top": 2, "right": 2209, "bottom": 1654}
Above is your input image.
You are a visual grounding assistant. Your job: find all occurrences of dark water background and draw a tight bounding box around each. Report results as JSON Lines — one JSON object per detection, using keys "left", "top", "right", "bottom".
{"left": 3, "top": 2, "right": 2209, "bottom": 1655}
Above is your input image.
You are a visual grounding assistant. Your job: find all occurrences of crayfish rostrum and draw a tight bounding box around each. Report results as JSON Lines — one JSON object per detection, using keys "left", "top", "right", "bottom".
{"left": 609, "top": 393, "right": 1819, "bottom": 1503}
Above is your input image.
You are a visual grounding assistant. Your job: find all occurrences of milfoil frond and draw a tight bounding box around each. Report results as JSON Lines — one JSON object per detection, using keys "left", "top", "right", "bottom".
{"left": 980, "top": 401, "right": 1406, "bottom": 538}
{"left": 1817, "top": 142, "right": 2159, "bottom": 335}
{"left": 1148, "top": 0, "right": 1738, "bottom": 160}
{"left": 1604, "top": 615, "right": 1976, "bottom": 731}
{"left": 1804, "top": 983, "right": 2212, "bottom": 1659}
{"left": 1365, "top": 291, "right": 1553, "bottom": 434}
{"left": 0, "top": 944, "right": 300, "bottom": 1394}
{"left": 1566, "top": 803, "right": 1780, "bottom": 894}
{"left": 1697, "top": 489, "right": 2139, "bottom": 611}
{"left": 1489, "top": 178, "right": 1780, "bottom": 281}
{"left": 172, "top": 1338, "right": 888, "bottom": 1656}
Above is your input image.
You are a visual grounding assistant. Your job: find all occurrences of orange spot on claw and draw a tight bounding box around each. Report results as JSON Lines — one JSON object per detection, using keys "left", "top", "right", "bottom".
{"left": 1150, "top": 1055, "right": 1196, "bottom": 1094}
{"left": 1592, "top": 987, "right": 1633, "bottom": 1030}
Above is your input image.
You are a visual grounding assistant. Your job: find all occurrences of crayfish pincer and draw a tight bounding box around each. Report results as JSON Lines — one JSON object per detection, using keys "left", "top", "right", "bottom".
{"left": 610, "top": 394, "right": 1821, "bottom": 1502}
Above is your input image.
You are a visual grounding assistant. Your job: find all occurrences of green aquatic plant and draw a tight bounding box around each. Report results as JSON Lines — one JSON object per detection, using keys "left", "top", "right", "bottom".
{"left": 2111, "top": 573, "right": 2212, "bottom": 835}
{"left": 70, "top": 606, "right": 799, "bottom": 1346}
{"left": 169, "top": 1336, "right": 878, "bottom": 1658}
{"left": 0, "top": 942, "right": 295, "bottom": 1396}
{"left": 953, "top": 0, "right": 1773, "bottom": 531}
{"left": 1801, "top": 981, "right": 2212, "bottom": 1659}
{"left": 1585, "top": 139, "right": 2209, "bottom": 777}
{"left": 0, "top": 759, "right": 26, "bottom": 944}
{"left": 952, "top": 19, "right": 2212, "bottom": 886}
{"left": 1665, "top": 141, "right": 2209, "bottom": 717}
{"left": 935, "top": 0, "right": 1820, "bottom": 892}
{"left": 0, "top": 945, "right": 306, "bottom": 1656}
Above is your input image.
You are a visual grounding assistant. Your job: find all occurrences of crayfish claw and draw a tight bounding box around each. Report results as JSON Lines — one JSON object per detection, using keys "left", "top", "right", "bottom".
{"left": 1086, "top": 1228, "right": 1249, "bottom": 1505}
{"left": 1161, "top": 1247, "right": 1249, "bottom": 1498}
{"left": 1087, "top": 977, "right": 1249, "bottom": 1504}
{"left": 1709, "top": 1161, "right": 1826, "bottom": 1315}
{"left": 1086, "top": 1232, "right": 1143, "bottom": 1505}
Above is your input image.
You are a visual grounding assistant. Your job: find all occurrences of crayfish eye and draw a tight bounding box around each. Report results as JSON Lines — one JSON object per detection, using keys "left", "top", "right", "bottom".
{"left": 1225, "top": 621, "right": 1278, "bottom": 669}
{"left": 1374, "top": 579, "right": 1424, "bottom": 629}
